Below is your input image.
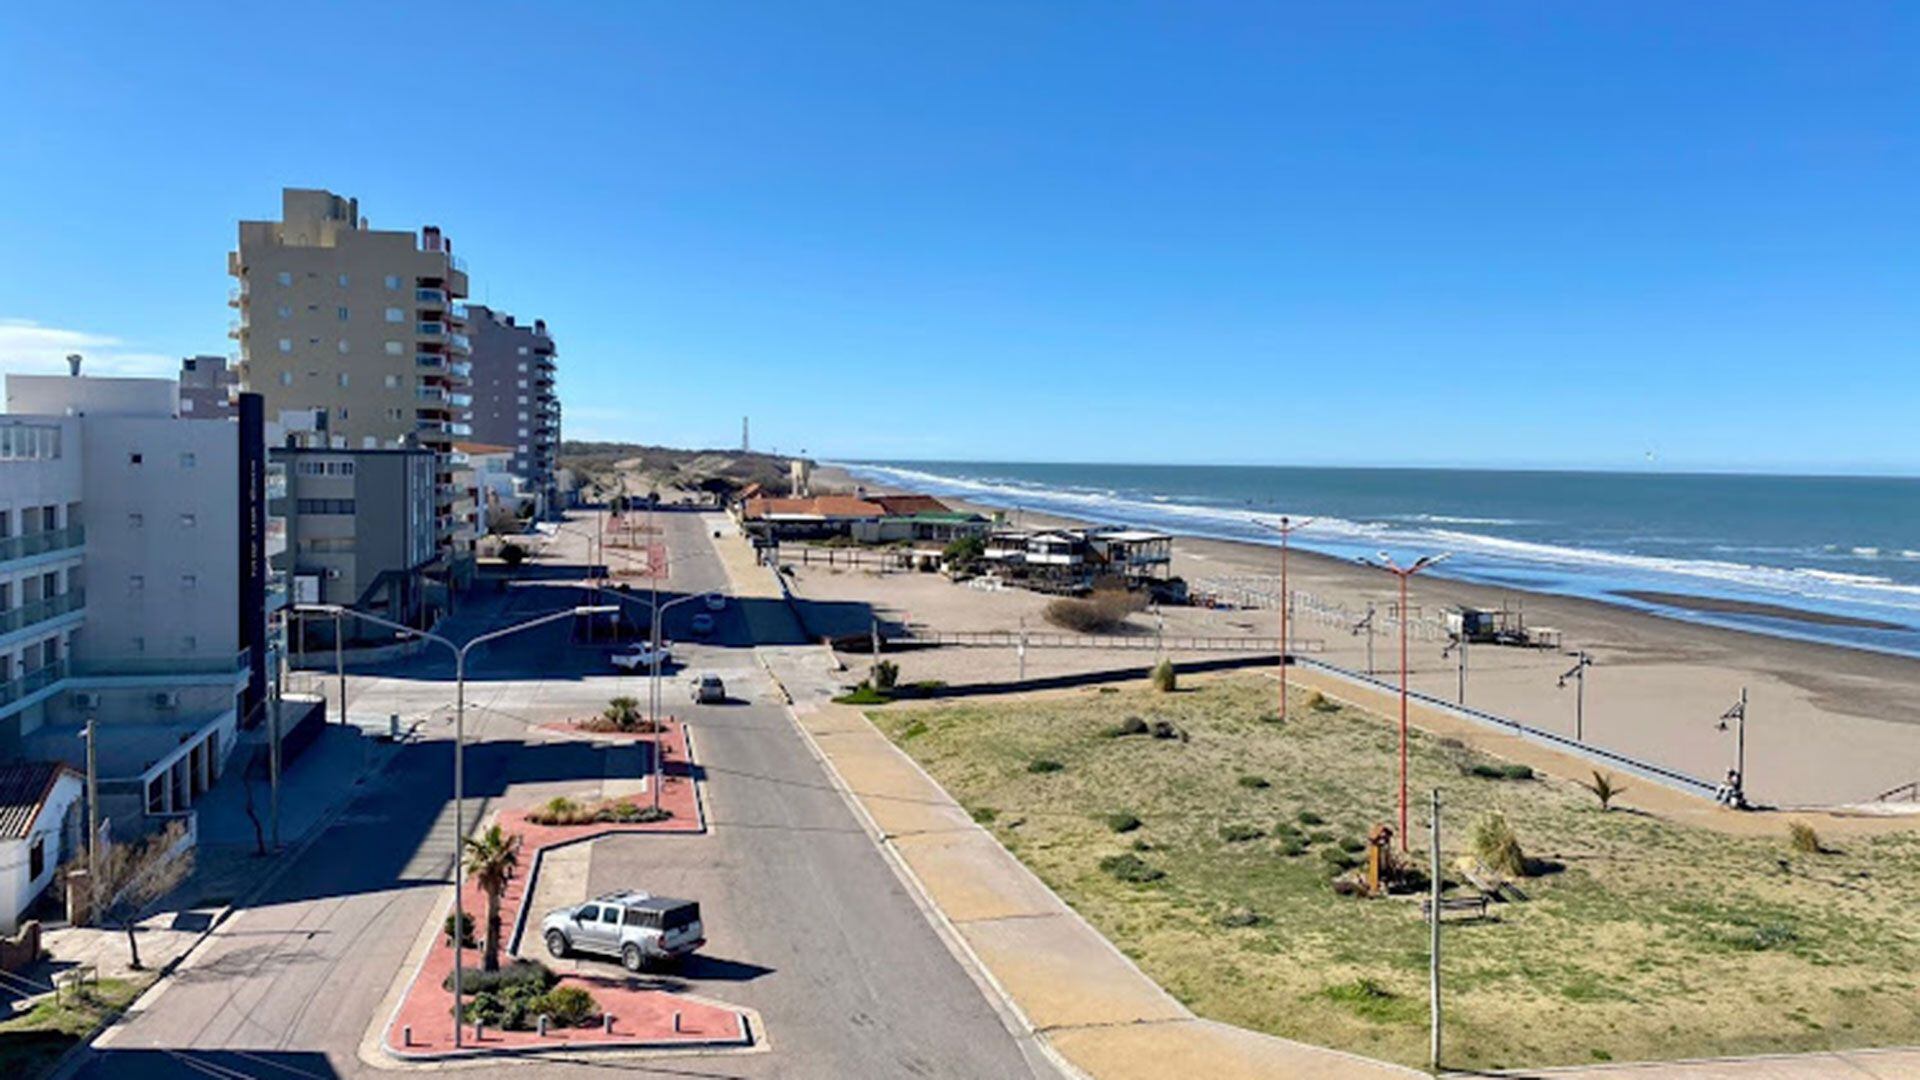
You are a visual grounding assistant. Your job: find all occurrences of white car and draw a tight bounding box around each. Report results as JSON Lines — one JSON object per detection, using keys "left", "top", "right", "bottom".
{"left": 704, "top": 593, "right": 727, "bottom": 612}
{"left": 610, "top": 643, "right": 672, "bottom": 672}
{"left": 542, "top": 890, "right": 705, "bottom": 972}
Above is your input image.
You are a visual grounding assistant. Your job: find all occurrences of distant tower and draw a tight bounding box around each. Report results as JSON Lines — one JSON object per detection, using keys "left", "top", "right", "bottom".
{"left": 790, "top": 458, "right": 812, "bottom": 497}
{"left": 741, "top": 416, "right": 750, "bottom": 453}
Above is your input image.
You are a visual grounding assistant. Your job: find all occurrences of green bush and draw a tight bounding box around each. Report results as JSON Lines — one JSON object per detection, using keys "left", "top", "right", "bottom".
{"left": 1471, "top": 811, "right": 1529, "bottom": 877}
{"left": 1297, "top": 810, "right": 1324, "bottom": 826}
{"left": 1149, "top": 659, "right": 1177, "bottom": 693}
{"left": 443, "top": 911, "right": 476, "bottom": 948}
{"left": 1471, "top": 762, "right": 1536, "bottom": 781}
{"left": 1098, "top": 852, "right": 1166, "bottom": 883}
{"left": 1027, "top": 758, "right": 1065, "bottom": 774}
{"left": 443, "top": 959, "right": 555, "bottom": 996}
{"left": 1103, "top": 715, "right": 1151, "bottom": 738}
{"left": 1339, "top": 836, "right": 1366, "bottom": 854}
{"left": 1501, "top": 763, "right": 1535, "bottom": 780}
{"left": 533, "top": 985, "right": 600, "bottom": 1027}
{"left": 871, "top": 659, "right": 900, "bottom": 692}
{"left": 1216, "top": 906, "right": 1265, "bottom": 928}
{"left": 1219, "top": 823, "right": 1265, "bottom": 843}
{"left": 1308, "top": 691, "right": 1340, "bottom": 713}
{"left": 1309, "top": 830, "right": 1336, "bottom": 845}
{"left": 1319, "top": 847, "right": 1359, "bottom": 873}
{"left": 1237, "top": 775, "right": 1271, "bottom": 790}
{"left": 1277, "top": 835, "right": 1308, "bottom": 857}
{"left": 1106, "top": 812, "right": 1143, "bottom": 833}
{"left": 1788, "top": 821, "right": 1822, "bottom": 855}
{"left": 969, "top": 806, "right": 998, "bottom": 824}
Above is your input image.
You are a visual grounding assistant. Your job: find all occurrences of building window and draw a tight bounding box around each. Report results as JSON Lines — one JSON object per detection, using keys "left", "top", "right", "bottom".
{"left": 386, "top": 407, "right": 404, "bottom": 421}
{"left": 517, "top": 346, "right": 529, "bottom": 356}
{"left": 277, "top": 305, "right": 291, "bottom": 319}
{"left": 131, "top": 635, "right": 144, "bottom": 653}
{"left": 181, "top": 574, "right": 197, "bottom": 589}
{"left": 179, "top": 452, "right": 196, "bottom": 469}
{"left": 180, "top": 513, "right": 197, "bottom": 529}
{"left": 180, "top": 399, "right": 195, "bottom": 413}
{"left": 276, "top": 271, "right": 292, "bottom": 286}
{"left": 128, "top": 452, "right": 143, "bottom": 466}
{"left": 517, "top": 362, "right": 528, "bottom": 372}
{"left": 338, "top": 372, "right": 350, "bottom": 387}
{"left": 30, "top": 836, "right": 44, "bottom": 881}
{"left": 278, "top": 338, "right": 293, "bottom": 353}
{"left": 385, "top": 308, "right": 404, "bottom": 323}
{"left": 279, "top": 371, "right": 294, "bottom": 386}
{"left": 385, "top": 341, "right": 403, "bottom": 356}
{"left": 337, "top": 306, "right": 349, "bottom": 321}
{"left": 384, "top": 274, "right": 401, "bottom": 290}
{"left": 517, "top": 379, "right": 528, "bottom": 389}
{"left": 296, "top": 498, "right": 356, "bottom": 515}
{"left": 182, "top": 634, "right": 197, "bottom": 652}
{"left": 129, "top": 574, "right": 144, "bottom": 594}
{"left": 384, "top": 374, "right": 400, "bottom": 388}
{"left": 337, "top": 340, "right": 350, "bottom": 355}
{"left": 128, "top": 512, "right": 143, "bottom": 529}
{"left": 338, "top": 274, "right": 350, "bottom": 287}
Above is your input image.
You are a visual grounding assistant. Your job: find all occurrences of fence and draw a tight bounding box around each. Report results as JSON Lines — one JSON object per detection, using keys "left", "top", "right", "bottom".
{"left": 1195, "top": 576, "right": 1452, "bottom": 643}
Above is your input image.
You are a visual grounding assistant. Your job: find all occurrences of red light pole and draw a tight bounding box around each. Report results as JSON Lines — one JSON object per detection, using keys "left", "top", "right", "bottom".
{"left": 1358, "top": 550, "right": 1450, "bottom": 850}
{"left": 1256, "top": 516, "right": 1313, "bottom": 721}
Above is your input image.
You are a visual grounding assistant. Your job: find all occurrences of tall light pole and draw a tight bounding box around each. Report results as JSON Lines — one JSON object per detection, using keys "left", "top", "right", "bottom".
{"left": 1357, "top": 550, "right": 1450, "bottom": 851}
{"left": 1440, "top": 631, "right": 1467, "bottom": 705}
{"left": 1717, "top": 687, "right": 1749, "bottom": 806}
{"left": 1353, "top": 602, "right": 1377, "bottom": 678}
{"left": 1254, "top": 517, "right": 1312, "bottom": 721}
{"left": 295, "top": 601, "right": 615, "bottom": 1048}
{"left": 1557, "top": 651, "right": 1593, "bottom": 742}
{"left": 600, "top": 586, "right": 729, "bottom": 812}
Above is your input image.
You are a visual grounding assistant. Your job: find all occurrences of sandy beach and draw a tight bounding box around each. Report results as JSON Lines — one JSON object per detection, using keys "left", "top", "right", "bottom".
{"left": 799, "top": 465, "right": 1920, "bottom": 808}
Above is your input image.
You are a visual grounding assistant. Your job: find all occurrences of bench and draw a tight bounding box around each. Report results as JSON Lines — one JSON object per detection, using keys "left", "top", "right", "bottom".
{"left": 1421, "top": 895, "right": 1492, "bottom": 922}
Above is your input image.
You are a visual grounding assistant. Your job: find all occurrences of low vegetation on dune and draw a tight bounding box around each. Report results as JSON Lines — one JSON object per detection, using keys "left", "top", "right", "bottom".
{"left": 868, "top": 677, "right": 1920, "bottom": 1071}
{"left": 1043, "top": 587, "right": 1147, "bottom": 633}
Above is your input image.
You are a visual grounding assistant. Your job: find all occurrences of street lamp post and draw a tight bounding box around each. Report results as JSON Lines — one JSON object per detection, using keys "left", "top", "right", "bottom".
{"left": 1717, "top": 687, "right": 1749, "bottom": 806}
{"left": 1357, "top": 550, "right": 1450, "bottom": 851}
{"left": 1353, "top": 602, "right": 1377, "bottom": 678}
{"left": 600, "top": 586, "right": 730, "bottom": 812}
{"left": 1254, "top": 517, "right": 1312, "bottom": 721}
{"left": 294, "top": 600, "right": 616, "bottom": 1048}
{"left": 1557, "top": 651, "right": 1593, "bottom": 742}
{"left": 1441, "top": 631, "right": 1467, "bottom": 705}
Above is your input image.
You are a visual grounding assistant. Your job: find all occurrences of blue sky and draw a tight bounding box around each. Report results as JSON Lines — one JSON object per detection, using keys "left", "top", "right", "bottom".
{"left": 2, "top": 2, "right": 1914, "bottom": 473}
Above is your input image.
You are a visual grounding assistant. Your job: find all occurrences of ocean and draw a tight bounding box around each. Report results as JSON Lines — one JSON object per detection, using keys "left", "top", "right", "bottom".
{"left": 837, "top": 460, "right": 1920, "bottom": 658}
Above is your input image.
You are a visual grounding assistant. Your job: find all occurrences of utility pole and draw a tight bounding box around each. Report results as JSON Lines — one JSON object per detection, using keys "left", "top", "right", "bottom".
{"left": 1255, "top": 517, "right": 1312, "bottom": 721}
{"left": 1558, "top": 651, "right": 1593, "bottom": 741}
{"left": 1359, "top": 551, "right": 1450, "bottom": 852}
{"left": 83, "top": 716, "right": 100, "bottom": 921}
{"left": 1718, "top": 687, "right": 1749, "bottom": 804}
{"left": 1442, "top": 632, "right": 1467, "bottom": 705}
{"left": 268, "top": 674, "right": 282, "bottom": 849}
{"left": 334, "top": 608, "right": 346, "bottom": 725}
{"left": 1429, "top": 788, "right": 1443, "bottom": 1071}
{"left": 1353, "top": 602, "right": 1377, "bottom": 677}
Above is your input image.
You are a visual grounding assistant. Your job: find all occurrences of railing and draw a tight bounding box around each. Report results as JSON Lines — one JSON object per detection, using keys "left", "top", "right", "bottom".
{"left": 903, "top": 628, "right": 1293, "bottom": 653}
{"left": 0, "top": 660, "right": 68, "bottom": 709}
{"left": 415, "top": 287, "right": 447, "bottom": 304}
{"left": 450, "top": 361, "right": 472, "bottom": 379}
{"left": 416, "top": 354, "right": 448, "bottom": 371}
{"left": 0, "top": 589, "right": 86, "bottom": 636}
{"left": 417, "top": 322, "right": 447, "bottom": 337}
{"left": 0, "top": 524, "right": 85, "bottom": 563}
{"left": 448, "top": 333, "right": 471, "bottom": 354}
{"left": 416, "top": 386, "right": 448, "bottom": 403}
{"left": 69, "top": 649, "right": 249, "bottom": 679}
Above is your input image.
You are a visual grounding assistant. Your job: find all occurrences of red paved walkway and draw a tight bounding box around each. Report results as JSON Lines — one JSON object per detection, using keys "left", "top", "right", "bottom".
{"left": 385, "top": 718, "right": 746, "bottom": 1059}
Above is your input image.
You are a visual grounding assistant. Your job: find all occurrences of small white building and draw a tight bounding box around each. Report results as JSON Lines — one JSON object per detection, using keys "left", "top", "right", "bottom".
{"left": 0, "top": 761, "right": 85, "bottom": 933}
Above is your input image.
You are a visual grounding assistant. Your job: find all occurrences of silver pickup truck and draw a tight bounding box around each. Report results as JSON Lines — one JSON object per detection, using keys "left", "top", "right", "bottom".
{"left": 542, "top": 890, "right": 705, "bottom": 971}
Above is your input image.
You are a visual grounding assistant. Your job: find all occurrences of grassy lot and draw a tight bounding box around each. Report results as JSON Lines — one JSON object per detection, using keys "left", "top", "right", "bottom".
{"left": 869, "top": 677, "right": 1920, "bottom": 1071}
{"left": 0, "top": 975, "right": 150, "bottom": 1075}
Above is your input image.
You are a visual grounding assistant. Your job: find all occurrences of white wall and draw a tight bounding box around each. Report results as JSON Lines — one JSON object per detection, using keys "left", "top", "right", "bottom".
{"left": 6, "top": 375, "right": 177, "bottom": 419}
{"left": 0, "top": 770, "right": 83, "bottom": 933}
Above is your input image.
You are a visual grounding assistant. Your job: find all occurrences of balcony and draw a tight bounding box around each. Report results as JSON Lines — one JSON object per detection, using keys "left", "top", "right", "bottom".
{"left": 0, "top": 525, "right": 85, "bottom": 564}
{"left": 416, "top": 386, "right": 449, "bottom": 405}
{"left": 228, "top": 285, "right": 249, "bottom": 308}
{"left": 0, "top": 660, "right": 67, "bottom": 711}
{"left": 417, "top": 322, "right": 447, "bottom": 338}
{"left": 415, "top": 287, "right": 447, "bottom": 305}
{"left": 448, "top": 392, "right": 473, "bottom": 408}
{"left": 416, "top": 354, "right": 449, "bottom": 373}
{"left": 449, "top": 360, "right": 473, "bottom": 380}
{"left": 0, "top": 589, "right": 86, "bottom": 637}
{"left": 449, "top": 422, "right": 472, "bottom": 437}
{"left": 448, "top": 333, "right": 471, "bottom": 355}
{"left": 227, "top": 319, "right": 247, "bottom": 340}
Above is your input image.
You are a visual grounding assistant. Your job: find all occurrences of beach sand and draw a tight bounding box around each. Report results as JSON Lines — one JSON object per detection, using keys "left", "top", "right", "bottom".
{"left": 804, "top": 465, "right": 1920, "bottom": 807}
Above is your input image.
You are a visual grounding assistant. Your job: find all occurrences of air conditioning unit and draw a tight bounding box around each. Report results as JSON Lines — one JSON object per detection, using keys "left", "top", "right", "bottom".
{"left": 325, "top": 568, "right": 343, "bottom": 580}
{"left": 152, "top": 691, "right": 181, "bottom": 709}
{"left": 71, "top": 691, "right": 102, "bottom": 710}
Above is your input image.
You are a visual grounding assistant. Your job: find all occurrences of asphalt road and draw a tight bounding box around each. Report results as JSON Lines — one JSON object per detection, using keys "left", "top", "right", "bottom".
{"left": 67, "top": 509, "right": 1056, "bottom": 1080}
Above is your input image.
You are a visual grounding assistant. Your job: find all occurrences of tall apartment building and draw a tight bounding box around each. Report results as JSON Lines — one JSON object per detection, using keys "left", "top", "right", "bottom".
{"left": 271, "top": 445, "right": 437, "bottom": 638}
{"left": 1, "top": 370, "right": 265, "bottom": 839}
{"left": 463, "top": 305, "right": 560, "bottom": 512}
{"left": 229, "top": 188, "right": 473, "bottom": 584}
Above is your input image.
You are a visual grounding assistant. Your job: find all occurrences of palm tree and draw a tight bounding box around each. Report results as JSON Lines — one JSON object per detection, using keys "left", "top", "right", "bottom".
{"left": 1579, "top": 769, "right": 1626, "bottom": 811}
{"left": 464, "top": 824, "right": 522, "bottom": 972}
{"left": 604, "top": 695, "right": 643, "bottom": 731}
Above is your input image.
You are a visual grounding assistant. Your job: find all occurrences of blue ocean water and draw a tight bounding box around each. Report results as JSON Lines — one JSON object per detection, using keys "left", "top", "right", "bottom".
{"left": 838, "top": 461, "right": 1920, "bottom": 657}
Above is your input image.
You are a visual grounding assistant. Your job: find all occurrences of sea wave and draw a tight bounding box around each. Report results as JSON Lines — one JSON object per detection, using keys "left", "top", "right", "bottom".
{"left": 837, "top": 462, "right": 1920, "bottom": 626}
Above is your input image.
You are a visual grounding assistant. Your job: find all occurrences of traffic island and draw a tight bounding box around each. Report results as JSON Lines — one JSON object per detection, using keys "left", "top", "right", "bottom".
{"left": 382, "top": 717, "right": 745, "bottom": 1060}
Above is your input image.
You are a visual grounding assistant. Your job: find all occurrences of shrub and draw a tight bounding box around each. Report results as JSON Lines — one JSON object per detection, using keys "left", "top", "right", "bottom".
{"left": 1309, "top": 829, "right": 1335, "bottom": 845}
{"left": 1237, "top": 775, "right": 1271, "bottom": 790}
{"left": 1339, "top": 836, "right": 1366, "bottom": 854}
{"left": 1501, "top": 763, "right": 1535, "bottom": 780}
{"left": 1471, "top": 811, "right": 1529, "bottom": 877}
{"left": 1106, "top": 812, "right": 1142, "bottom": 833}
{"left": 1472, "top": 762, "right": 1536, "bottom": 780}
{"left": 834, "top": 683, "right": 892, "bottom": 705}
{"left": 1103, "top": 715, "right": 1151, "bottom": 738}
{"left": 1788, "top": 821, "right": 1822, "bottom": 855}
{"left": 533, "top": 985, "right": 600, "bottom": 1027}
{"left": 443, "top": 959, "right": 555, "bottom": 996}
{"left": 1277, "top": 835, "right": 1308, "bottom": 857}
{"left": 1027, "top": 758, "right": 1064, "bottom": 774}
{"left": 1043, "top": 588, "right": 1145, "bottom": 633}
{"left": 1149, "top": 659, "right": 1177, "bottom": 693}
{"left": 603, "top": 695, "right": 644, "bottom": 731}
{"left": 527, "top": 796, "right": 595, "bottom": 826}
{"left": 969, "top": 806, "right": 998, "bottom": 824}
{"left": 1319, "top": 847, "right": 1359, "bottom": 873}
{"left": 1098, "top": 853, "right": 1165, "bottom": 883}
{"left": 443, "top": 911, "right": 476, "bottom": 949}
{"left": 1297, "top": 810, "right": 1324, "bottom": 826}
{"left": 1306, "top": 690, "right": 1338, "bottom": 712}
{"left": 1148, "top": 719, "right": 1186, "bottom": 741}
{"left": 1579, "top": 769, "right": 1626, "bottom": 811}
{"left": 1219, "top": 823, "right": 1265, "bottom": 843}
{"left": 1274, "top": 821, "right": 1302, "bottom": 841}
{"left": 500, "top": 542, "right": 527, "bottom": 567}
{"left": 870, "top": 659, "right": 900, "bottom": 692}
{"left": 1216, "top": 906, "right": 1264, "bottom": 928}
{"left": 1130, "top": 837, "right": 1153, "bottom": 852}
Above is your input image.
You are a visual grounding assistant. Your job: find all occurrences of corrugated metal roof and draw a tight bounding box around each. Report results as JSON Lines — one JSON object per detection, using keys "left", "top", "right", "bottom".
{"left": 0, "top": 761, "right": 79, "bottom": 840}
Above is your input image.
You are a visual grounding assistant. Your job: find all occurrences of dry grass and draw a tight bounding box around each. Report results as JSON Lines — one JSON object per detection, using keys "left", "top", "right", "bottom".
{"left": 1044, "top": 588, "right": 1146, "bottom": 633}
{"left": 869, "top": 677, "right": 1920, "bottom": 1071}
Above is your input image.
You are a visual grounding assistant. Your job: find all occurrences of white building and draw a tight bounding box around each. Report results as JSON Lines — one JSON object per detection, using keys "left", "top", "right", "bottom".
{"left": 0, "top": 761, "right": 84, "bottom": 932}
{"left": 2, "top": 370, "right": 265, "bottom": 837}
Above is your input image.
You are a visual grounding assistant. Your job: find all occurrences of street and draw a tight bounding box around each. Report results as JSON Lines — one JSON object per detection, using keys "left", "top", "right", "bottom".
{"left": 66, "top": 510, "right": 1056, "bottom": 1079}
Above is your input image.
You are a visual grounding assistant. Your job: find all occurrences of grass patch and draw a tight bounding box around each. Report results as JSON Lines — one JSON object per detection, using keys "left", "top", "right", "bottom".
{"left": 1237, "top": 774, "right": 1271, "bottom": 789}
{"left": 1106, "top": 812, "right": 1143, "bottom": 833}
{"left": 0, "top": 976, "right": 150, "bottom": 1074}
{"left": 1027, "top": 758, "right": 1065, "bottom": 774}
{"left": 833, "top": 684, "right": 893, "bottom": 705}
{"left": 867, "top": 677, "right": 1920, "bottom": 1069}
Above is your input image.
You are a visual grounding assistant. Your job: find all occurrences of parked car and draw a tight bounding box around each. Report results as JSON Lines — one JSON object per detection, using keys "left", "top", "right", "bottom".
{"left": 609, "top": 643, "right": 671, "bottom": 672}
{"left": 704, "top": 593, "right": 727, "bottom": 612}
{"left": 543, "top": 890, "right": 705, "bottom": 972}
{"left": 690, "top": 612, "right": 715, "bottom": 636}
{"left": 689, "top": 674, "right": 726, "bottom": 703}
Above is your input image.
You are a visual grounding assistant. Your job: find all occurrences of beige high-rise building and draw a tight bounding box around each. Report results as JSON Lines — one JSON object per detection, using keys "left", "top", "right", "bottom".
{"left": 228, "top": 188, "right": 474, "bottom": 573}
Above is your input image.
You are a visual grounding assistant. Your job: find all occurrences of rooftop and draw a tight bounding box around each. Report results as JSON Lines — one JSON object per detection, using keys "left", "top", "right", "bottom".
{"left": 0, "top": 761, "right": 81, "bottom": 840}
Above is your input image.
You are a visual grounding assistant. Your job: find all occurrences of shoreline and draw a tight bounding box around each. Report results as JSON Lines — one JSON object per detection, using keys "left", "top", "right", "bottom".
{"left": 810, "top": 463, "right": 1920, "bottom": 806}
{"left": 1615, "top": 589, "right": 1910, "bottom": 631}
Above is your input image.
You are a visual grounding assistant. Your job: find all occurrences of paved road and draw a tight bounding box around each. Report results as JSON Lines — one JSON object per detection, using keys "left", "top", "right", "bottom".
{"left": 68, "top": 509, "right": 1056, "bottom": 1079}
